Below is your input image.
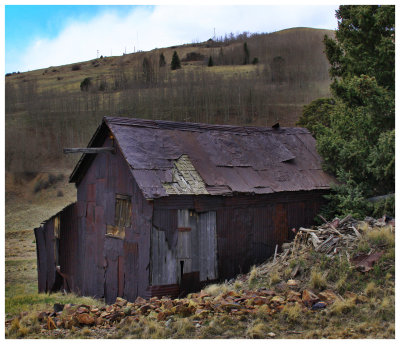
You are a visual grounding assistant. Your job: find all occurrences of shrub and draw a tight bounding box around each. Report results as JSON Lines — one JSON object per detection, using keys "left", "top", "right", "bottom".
{"left": 80, "top": 77, "right": 92, "bottom": 92}
{"left": 252, "top": 57, "right": 259, "bottom": 64}
{"left": 71, "top": 64, "right": 81, "bottom": 71}
{"left": 181, "top": 52, "right": 205, "bottom": 62}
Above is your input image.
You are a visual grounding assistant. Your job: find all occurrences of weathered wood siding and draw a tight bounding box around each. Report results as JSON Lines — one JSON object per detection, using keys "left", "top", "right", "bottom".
{"left": 150, "top": 209, "right": 218, "bottom": 295}
{"left": 76, "top": 134, "right": 153, "bottom": 303}
{"left": 153, "top": 190, "right": 326, "bottom": 284}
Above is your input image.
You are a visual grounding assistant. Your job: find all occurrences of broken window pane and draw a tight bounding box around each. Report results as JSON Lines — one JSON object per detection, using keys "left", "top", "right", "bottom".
{"left": 106, "top": 194, "right": 131, "bottom": 239}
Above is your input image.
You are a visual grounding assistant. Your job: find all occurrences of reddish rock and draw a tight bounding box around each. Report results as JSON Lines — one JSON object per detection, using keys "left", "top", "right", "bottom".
{"left": 318, "top": 290, "right": 338, "bottom": 304}
{"left": 252, "top": 296, "right": 269, "bottom": 305}
{"left": 135, "top": 296, "right": 147, "bottom": 305}
{"left": 157, "top": 312, "right": 167, "bottom": 321}
{"left": 258, "top": 289, "right": 276, "bottom": 297}
{"left": 115, "top": 297, "right": 128, "bottom": 307}
{"left": 286, "top": 290, "right": 302, "bottom": 303}
{"left": 76, "top": 307, "right": 89, "bottom": 314}
{"left": 162, "top": 299, "right": 174, "bottom": 310}
{"left": 287, "top": 279, "right": 300, "bottom": 289}
{"left": 76, "top": 313, "right": 95, "bottom": 326}
{"left": 302, "top": 289, "right": 319, "bottom": 307}
{"left": 270, "top": 295, "right": 285, "bottom": 304}
{"left": 139, "top": 305, "right": 151, "bottom": 315}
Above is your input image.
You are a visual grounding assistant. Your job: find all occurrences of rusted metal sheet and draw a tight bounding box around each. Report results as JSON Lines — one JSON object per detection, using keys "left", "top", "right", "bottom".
{"left": 58, "top": 203, "right": 79, "bottom": 292}
{"left": 44, "top": 218, "right": 56, "bottom": 291}
{"left": 34, "top": 226, "right": 47, "bottom": 293}
{"left": 144, "top": 284, "right": 180, "bottom": 299}
{"left": 351, "top": 251, "right": 385, "bottom": 272}
{"left": 69, "top": 117, "right": 336, "bottom": 199}
{"left": 123, "top": 241, "right": 139, "bottom": 301}
{"left": 104, "top": 236, "right": 123, "bottom": 303}
{"left": 198, "top": 211, "right": 217, "bottom": 281}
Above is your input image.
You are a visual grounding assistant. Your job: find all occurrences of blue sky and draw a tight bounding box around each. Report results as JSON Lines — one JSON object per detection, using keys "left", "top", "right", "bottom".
{"left": 5, "top": 4, "right": 339, "bottom": 73}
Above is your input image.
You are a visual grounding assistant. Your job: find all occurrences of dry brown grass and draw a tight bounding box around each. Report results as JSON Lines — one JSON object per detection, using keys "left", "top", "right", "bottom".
{"left": 246, "top": 320, "right": 270, "bottom": 339}
{"left": 365, "top": 226, "right": 395, "bottom": 247}
{"left": 310, "top": 268, "right": 327, "bottom": 290}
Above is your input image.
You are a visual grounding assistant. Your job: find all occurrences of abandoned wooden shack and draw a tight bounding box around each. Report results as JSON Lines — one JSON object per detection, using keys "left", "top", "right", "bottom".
{"left": 34, "top": 116, "right": 336, "bottom": 303}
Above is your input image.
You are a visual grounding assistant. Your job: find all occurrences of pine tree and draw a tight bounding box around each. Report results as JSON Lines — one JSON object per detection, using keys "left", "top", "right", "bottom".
{"left": 208, "top": 56, "right": 214, "bottom": 67}
{"left": 299, "top": 5, "right": 395, "bottom": 218}
{"left": 243, "top": 42, "right": 250, "bottom": 65}
{"left": 159, "top": 53, "right": 166, "bottom": 67}
{"left": 142, "top": 57, "right": 153, "bottom": 83}
{"left": 171, "top": 51, "right": 181, "bottom": 70}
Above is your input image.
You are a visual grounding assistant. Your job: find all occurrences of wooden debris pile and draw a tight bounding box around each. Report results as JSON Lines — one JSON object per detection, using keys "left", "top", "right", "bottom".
{"left": 256, "top": 215, "right": 394, "bottom": 281}
{"left": 297, "top": 214, "right": 362, "bottom": 257}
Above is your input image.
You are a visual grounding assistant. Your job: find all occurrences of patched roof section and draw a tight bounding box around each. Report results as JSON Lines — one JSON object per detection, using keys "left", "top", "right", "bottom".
{"left": 162, "top": 155, "right": 209, "bottom": 195}
{"left": 69, "top": 116, "right": 336, "bottom": 199}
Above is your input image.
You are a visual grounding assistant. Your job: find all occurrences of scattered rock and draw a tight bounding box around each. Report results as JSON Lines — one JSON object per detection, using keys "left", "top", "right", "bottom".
{"left": 135, "top": 296, "right": 147, "bottom": 305}
{"left": 311, "top": 302, "right": 327, "bottom": 310}
{"left": 76, "top": 313, "right": 95, "bottom": 326}
{"left": 270, "top": 295, "right": 285, "bottom": 304}
{"left": 302, "top": 289, "right": 319, "bottom": 308}
{"left": 115, "top": 297, "right": 128, "bottom": 307}
{"left": 287, "top": 279, "right": 300, "bottom": 289}
{"left": 76, "top": 306, "right": 90, "bottom": 314}
{"left": 318, "top": 290, "right": 338, "bottom": 304}
{"left": 287, "top": 290, "right": 302, "bottom": 303}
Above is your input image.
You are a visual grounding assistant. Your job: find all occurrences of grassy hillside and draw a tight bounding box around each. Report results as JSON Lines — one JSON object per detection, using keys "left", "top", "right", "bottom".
{"left": 5, "top": 27, "right": 333, "bottom": 174}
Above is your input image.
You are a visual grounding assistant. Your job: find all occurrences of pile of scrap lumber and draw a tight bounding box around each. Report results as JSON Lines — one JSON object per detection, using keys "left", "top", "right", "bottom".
{"left": 265, "top": 215, "right": 394, "bottom": 273}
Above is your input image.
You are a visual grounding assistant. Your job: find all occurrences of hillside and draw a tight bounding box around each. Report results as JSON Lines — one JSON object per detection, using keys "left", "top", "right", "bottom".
{"left": 5, "top": 27, "right": 334, "bottom": 174}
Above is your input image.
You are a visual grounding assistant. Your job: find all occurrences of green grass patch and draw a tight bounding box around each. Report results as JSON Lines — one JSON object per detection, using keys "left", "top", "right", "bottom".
{"left": 5, "top": 292, "right": 104, "bottom": 319}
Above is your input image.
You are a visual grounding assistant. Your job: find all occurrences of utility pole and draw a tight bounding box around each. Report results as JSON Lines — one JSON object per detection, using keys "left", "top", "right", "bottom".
{"left": 97, "top": 50, "right": 99, "bottom": 58}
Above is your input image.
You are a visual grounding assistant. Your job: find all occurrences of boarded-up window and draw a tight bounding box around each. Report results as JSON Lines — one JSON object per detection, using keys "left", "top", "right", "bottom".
{"left": 106, "top": 194, "right": 131, "bottom": 239}
{"left": 115, "top": 194, "right": 132, "bottom": 227}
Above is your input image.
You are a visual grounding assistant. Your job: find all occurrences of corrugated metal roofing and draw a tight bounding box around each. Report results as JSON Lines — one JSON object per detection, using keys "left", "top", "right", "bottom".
{"left": 70, "top": 116, "right": 336, "bottom": 199}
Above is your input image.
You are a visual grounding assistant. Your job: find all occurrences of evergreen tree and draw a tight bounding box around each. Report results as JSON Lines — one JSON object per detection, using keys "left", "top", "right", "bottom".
{"left": 80, "top": 77, "right": 92, "bottom": 92}
{"left": 171, "top": 51, "right": 181, "bottom": 70}
{"left": 298, "top": 5, "right": 395, "bottom": 218}
{"left": 142, "top": 57, "right": 153, "bottom": 84}
{"left": 208, "top": 56, "right": 214, "bottom": 67}
{"left": 243, "top": 42, "right": 250, "bottom": 65}
{"left": 159, "top": 53, "right": 166, "bottom": 67}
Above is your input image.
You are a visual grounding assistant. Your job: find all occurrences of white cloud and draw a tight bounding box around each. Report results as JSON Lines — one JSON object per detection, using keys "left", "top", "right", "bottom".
{"left": 12, "top": 5, "right": 338, "bottom": 72}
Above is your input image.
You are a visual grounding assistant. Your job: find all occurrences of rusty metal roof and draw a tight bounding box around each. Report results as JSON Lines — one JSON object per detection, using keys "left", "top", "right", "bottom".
{"left": 70, "top": 116, "right": 336, "bottom": 199}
